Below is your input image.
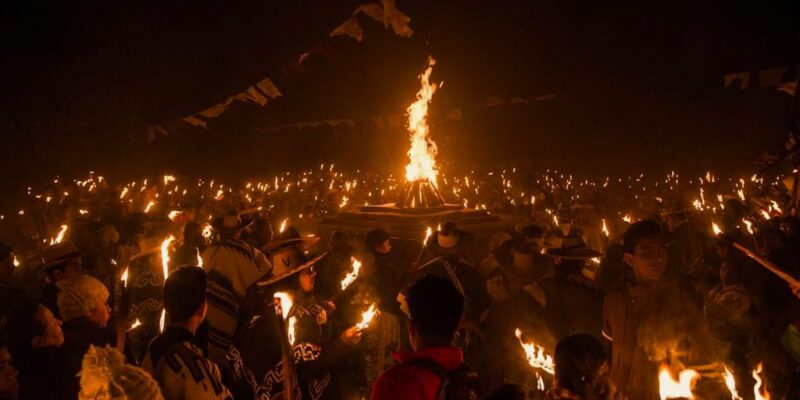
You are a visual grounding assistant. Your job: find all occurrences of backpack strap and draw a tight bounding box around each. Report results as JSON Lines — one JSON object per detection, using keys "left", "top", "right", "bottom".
{"left": 400, "top": 357, "right": 449, "bottom": 400}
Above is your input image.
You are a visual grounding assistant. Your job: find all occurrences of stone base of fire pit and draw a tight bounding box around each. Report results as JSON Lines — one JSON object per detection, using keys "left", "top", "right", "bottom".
{"left": 318, "top": 203, "right": 521, "bottom": 242}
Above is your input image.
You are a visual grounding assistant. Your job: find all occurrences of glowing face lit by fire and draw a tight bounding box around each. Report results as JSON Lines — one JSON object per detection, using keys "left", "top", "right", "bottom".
{"left": 404, "top": 56, "right": 441, "bottom": 187}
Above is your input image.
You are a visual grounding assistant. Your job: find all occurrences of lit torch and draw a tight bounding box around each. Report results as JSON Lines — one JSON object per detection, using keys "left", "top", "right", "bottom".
{"left": 160, "top": 235, "right": 176, "bottom": 281}
{"left": 723, "top": 366, "right": 742, "bottom": 400}
{"left": 601, "top": 218, "right": 610, "bottom": 238}
{"left": 340, "top": 258, "right": 362, "bottom": 291}
{"left": 355, "top": 303, "right": 379, "bottom": 330}
{"left": 752, "top": 363, "right": 771, "bottom": 400}
{"left": 515, "top": 328, "right": 554, "bottom": 375}
{"left": 658, "top": 364, "right": 698, "bottom": 400}
{"left": 50, "top": 224, "right": 69, "bottom": 245}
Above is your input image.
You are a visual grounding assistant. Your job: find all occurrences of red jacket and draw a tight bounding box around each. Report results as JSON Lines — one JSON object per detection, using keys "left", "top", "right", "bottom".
{"left": 370, "top": 347, "right": 464, "bottom": 400}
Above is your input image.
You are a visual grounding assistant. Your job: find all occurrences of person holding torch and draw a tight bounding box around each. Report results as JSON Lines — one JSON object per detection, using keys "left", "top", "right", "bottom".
{"left": 225, "top": 242, "right": 366, "bottom": 400}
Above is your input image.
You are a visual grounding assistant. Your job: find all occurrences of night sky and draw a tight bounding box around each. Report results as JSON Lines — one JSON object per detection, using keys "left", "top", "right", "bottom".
{"left": 1, "top": 0, "right": 798, "bottom": 188}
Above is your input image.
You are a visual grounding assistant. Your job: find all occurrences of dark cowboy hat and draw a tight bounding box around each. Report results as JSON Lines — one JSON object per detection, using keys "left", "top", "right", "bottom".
{"left": 425, "top": 222, "right": 473, "bottom": 257}
{"left": 261, "top": 226, "right": 320, "bottom": 254}
{"left": 211, "top": 211, "right": 253, "bottom": 234}
{"left": 38, "top": 242, "right": 81, "bottom": 271}
{"left": 256, "top": 246, "right": 327, "bottom": 287}
{"left": 546, "top": 234, "right": 601, "bottom": 260}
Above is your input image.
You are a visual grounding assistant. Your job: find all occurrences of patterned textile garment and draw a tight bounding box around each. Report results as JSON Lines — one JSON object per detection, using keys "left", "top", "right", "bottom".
{"left": 202, "top": 239, "right": 271, "bottom": 364}
{"left": 143, "top": 326, "right": 233, "bottom": 400}
{"left": 225, "top": 290, "right": 350, "bottom": 400}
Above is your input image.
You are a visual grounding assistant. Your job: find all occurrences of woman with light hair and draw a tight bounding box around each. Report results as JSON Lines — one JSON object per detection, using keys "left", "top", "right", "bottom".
{"left": 57, "top": 274, "right": 115, "bottom": 397}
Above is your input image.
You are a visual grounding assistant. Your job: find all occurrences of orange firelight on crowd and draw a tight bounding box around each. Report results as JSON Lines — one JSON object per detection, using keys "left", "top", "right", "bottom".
{"left": 404, "top": 56, "right": 441, "bottom": 187}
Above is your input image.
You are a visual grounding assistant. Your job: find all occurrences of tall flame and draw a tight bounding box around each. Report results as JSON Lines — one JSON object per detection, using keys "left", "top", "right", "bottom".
{"left": 752, "top": 363, "right": 771, "bottom": 400}
{"left": 121, "top": 267, "right": 129, "bottom": 288}
{"left": 340, "top": 258, "right": 362, "bottom": 291}
{"left": 723, "top": 366, "right": 742, "bottom": 400}
{"left": 50, "top": 224, "right": 69, "bottom": 245}
{"left": 273, "top": 292, "right": 296, "bottom": 344}
{"left": 602, "top": 219, "right": 610, "bottom": 237}
{"left": 515, "top": 328, "right": 554, "bottom": 374}
{"left": 404, "top": 56, "right": 440, "bottom": 186}
{"left": 356, "top": 303, "right": 379, "bottom": 330}
{"left": 161, "top": 235, "right": 176, "bottom": 280}
{"left": 658, "top": 364, "right": 698, "bottom": 400}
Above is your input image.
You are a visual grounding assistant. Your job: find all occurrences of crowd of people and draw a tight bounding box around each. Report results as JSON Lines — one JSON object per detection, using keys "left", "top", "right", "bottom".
{"left": 0, "top": 166, "right": 798, "bottom": 400}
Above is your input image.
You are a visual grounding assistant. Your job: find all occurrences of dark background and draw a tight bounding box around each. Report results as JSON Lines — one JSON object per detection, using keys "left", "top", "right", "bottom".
{"left": 1, "top": 0, "right": 798, "bottom": 190}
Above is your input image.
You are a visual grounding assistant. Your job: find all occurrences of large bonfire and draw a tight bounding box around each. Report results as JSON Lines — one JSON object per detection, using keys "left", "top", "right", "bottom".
{"left": 404, "top": 56, "right": 441, "bottom": 188}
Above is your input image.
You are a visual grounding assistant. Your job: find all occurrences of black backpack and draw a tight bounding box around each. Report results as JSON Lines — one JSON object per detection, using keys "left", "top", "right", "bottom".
{"left": 401, "top": 357, "right": 481, "bottom": 400}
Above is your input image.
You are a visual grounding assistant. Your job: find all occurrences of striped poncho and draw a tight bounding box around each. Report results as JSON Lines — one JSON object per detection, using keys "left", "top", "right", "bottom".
{"left": 202, "top": 239, "right": 271, "bottom": 364}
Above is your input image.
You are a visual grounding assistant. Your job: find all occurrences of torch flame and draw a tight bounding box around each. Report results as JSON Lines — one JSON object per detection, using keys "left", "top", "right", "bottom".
{"left": 196, "top": 248, "right": 203, "bottom": 268}
{"left": 423, "top": 226, "right": 433, "bottom": 244}
{"left": 159, "top": 309, "right": 166, "bottom": 333}
{"left": 723, "top": 366, "right": 742, "bottom": 400}
{"left": 356, "top": 303, "right": 379, "bottom": 330}
{"left": 515, "top": 328, "right": 554, "bottom": 375}
{"left": 712, "top": 222, "right": 722, "bottom": 236}
{"left": 202, "top": 223, "right": 213, "bottom": 239}
{"left": 12, "top": 255, "right": 19, "bottom": 267}
{"left": 161, "top": 235, "right": 176, "bottom": 280}
{"left": 144, "top": 201, "right": 156, "bottom": 213}
{"left": 167, "top": 210, "right": 181, "bottom": 221}
{"left": 404, "top": 56, "right": 440, "bottom": 187}
{"left": 129, "top": 318, "right": 142, "bottom": 330}
{"left": 658, "top": 364, "right": 698, "bottom": 400}
{"left": 279, "top": 218, "right": 288, "bottom": 234}
{"left": 287, "top": 316, "right": 298, "bottom": 345}
{"left": 602, "top": 219, "right": 610, "bottom": 237}
{"left": 273, "top": 292, "right": 294, "bottom": 320}
{"left": 341, "top": 258, "right": 362, "bottom": 291}
{"left": 50, "top": 224, "right": 69, "bottom": 245}
{"left": 752, "top": 363, "right": 770, "bottom": 400}
{"left": 121, "top": 267, "right": 129, "bottom": 288}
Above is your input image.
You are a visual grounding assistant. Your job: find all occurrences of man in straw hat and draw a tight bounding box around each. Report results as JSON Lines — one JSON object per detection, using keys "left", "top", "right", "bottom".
{"left": 539, "top": 232, "right": 605, "bottom": 340}
{"left": 225, "top": 242, "right": 362, "bottom": 400}
{"left": 201, "top": 211, "right": 271, "bottom": 364}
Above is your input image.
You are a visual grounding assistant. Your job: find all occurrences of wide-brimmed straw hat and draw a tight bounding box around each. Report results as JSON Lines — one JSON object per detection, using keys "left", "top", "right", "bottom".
{"left": 210, "top": 211, "right": 253, "bottom": 234}
{"left": 38, "top": 241, "right": 81, "bottom": 271}
{"left": 546, "top": 234, "right": 602, "bottom": 260}
{"left": 425, "top": 222, "right": 473, "bottom": 257}
{"left": 257, "top": 246, "right": 327, "bottom": 287}
{"left": 499, "top": 241, "right": 540, "bottom": 282}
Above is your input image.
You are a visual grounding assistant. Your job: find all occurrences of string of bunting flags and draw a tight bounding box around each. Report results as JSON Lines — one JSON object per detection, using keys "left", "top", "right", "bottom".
{"left": 723, "top": 64, "right": 798, "bottom": 95}
{"left": 146, "top": 0, "right": 414, "bottom": 143}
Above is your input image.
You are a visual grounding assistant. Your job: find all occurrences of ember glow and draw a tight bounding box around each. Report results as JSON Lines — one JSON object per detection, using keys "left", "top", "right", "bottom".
{"left": 196, "top": 248, "right": 203, "bottom": 268}
{"left": 167, "top": 210, "right": 182, "bottom": 221}
{"left": 601, "top": 218, "right": 610, "bottom": 237}
{"left": 515, "top": 328, "right": 554, "bottom": 375}
{"left": 356, "top": 303, "right": 379, "bottom": 330}
{"left": 658, "top": 365, "right": 698, "bottom": 400}
{"left": 404, "top": 56, "right": 441, "bottom": 187}
{"left": 12, "top": 255, "right": 19, "bottom": 267}
{"left": 160, "top": 235, "right": 176, "bottom": 280}
{"left": 279, "top": 218, "right": 289, "bottom": 234}
{"left": 144, "top": 200, "right": 156, "bottom": 213}
{"left": 340, "top": 257, "right": 362, "bottom": 291}
{"left": 712, "top": 222, "right": 723, "bottom": 236}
